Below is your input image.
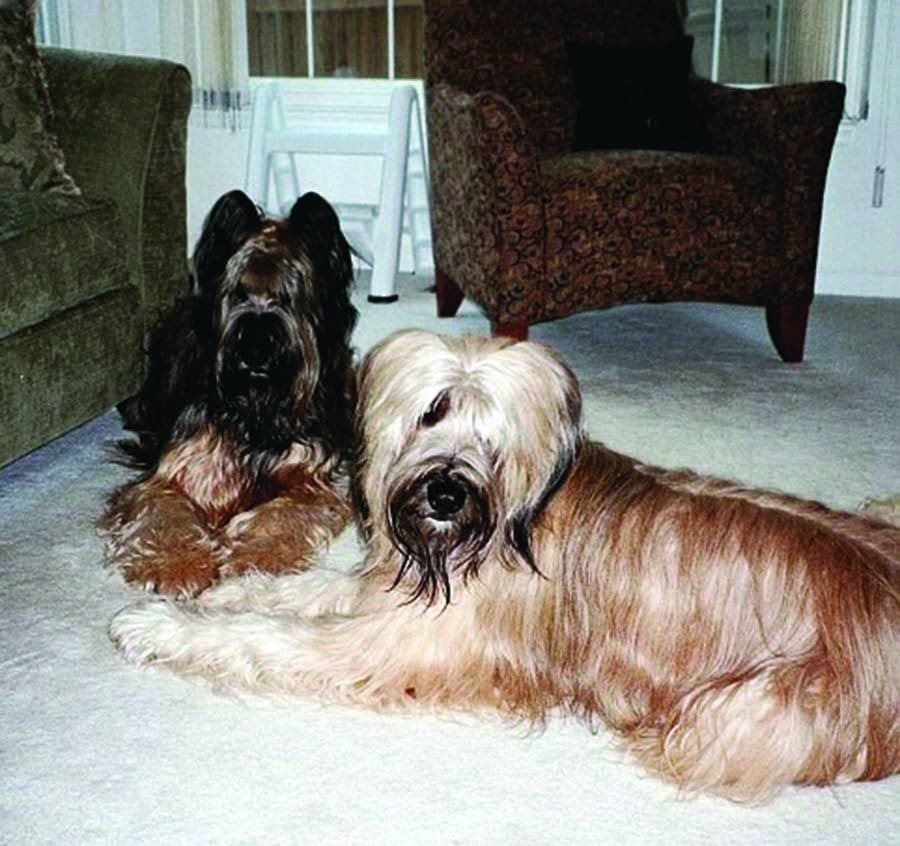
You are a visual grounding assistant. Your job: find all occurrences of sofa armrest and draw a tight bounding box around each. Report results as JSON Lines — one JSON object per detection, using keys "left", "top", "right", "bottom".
{"left": 689, "top": 78, "right": 845, "bottom": 300}
{"left": 427, "top": 83, "right": 545, "bottom": 318}
{"left": 39, "top": 47, "right": 193, "bottom": 321}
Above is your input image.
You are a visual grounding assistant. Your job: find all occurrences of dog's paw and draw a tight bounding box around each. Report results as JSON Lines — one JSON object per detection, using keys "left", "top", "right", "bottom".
{"left": 221, "top": 500, "right": 349, "bottom": 580}
{"left": 109, "top": 599, "right": 188, "bottom": 666}
{"left": 121, "top": 551, "right": 220, "bottom": 598}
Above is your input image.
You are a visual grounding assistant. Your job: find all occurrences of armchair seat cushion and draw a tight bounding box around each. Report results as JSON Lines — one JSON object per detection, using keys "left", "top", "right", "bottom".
{"left": 0, "top": 191, "right": 131, "bottom": 339}
{"left": 539, "top": 150, "right": 782, "bottom": 321}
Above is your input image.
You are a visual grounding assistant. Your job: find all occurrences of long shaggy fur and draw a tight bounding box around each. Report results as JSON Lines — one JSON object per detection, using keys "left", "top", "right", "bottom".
{"left": 110, "top": 330, "right": 900, "bottom": 801}
{"left": 101, "top": 190, "right": 357, "bottom": 596}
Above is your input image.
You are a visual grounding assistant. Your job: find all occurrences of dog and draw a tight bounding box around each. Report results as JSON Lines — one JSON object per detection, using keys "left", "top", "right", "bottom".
{"left": 110, "top": 330, "right": 900, "bottom": 801}
{"left": 101, "top": 189, "right": 358, "bottom": 597}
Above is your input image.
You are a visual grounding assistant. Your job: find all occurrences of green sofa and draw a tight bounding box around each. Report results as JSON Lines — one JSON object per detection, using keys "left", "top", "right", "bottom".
{"left": 0, "top": 48, "right": 192, "bottom": 467}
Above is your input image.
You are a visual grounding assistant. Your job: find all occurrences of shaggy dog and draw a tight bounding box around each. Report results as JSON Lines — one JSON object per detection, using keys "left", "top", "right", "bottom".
{"left": 110, "top": 330, "right": 899, "bottom": 801}
{"left": 101, "top": 189, "right": 357, "bottom": 596}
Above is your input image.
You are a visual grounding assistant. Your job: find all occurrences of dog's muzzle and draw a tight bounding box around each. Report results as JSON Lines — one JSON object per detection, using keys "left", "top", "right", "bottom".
{"left": 390, "top": 466, "right": 489, "bottom": 536}
{"left": 218, "top": 308, "right": 302, "bottom": 402}
{"left": 232, "top": 311, "right": 287, "bottom": 379}
{"left": 387, "top": 464, "right": 496, "bottom": 603}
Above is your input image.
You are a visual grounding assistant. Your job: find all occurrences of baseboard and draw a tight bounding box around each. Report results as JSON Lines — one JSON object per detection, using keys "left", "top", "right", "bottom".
{"left": 816, "top": 271, "right": 900, "bottom": 298}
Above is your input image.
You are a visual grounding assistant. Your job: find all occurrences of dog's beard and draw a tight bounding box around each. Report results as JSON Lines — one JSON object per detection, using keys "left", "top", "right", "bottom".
{"left": 215, "top": 310, "right": 318, "bottom": 452}
{"left": 387, "top": 466, "right": 496, "bottom": 606}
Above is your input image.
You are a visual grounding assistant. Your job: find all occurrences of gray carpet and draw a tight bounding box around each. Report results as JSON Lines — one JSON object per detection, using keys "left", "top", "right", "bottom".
{"left": 2, "top": 275, "right": 898, "bottom": 845}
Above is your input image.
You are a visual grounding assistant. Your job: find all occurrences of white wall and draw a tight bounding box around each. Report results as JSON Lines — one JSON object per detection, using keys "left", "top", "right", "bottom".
{"left": 816, "top": 0, "right": 900, "bottom": 297}
{"left": 186, "top": 122, "right": 248, "bottom": 250}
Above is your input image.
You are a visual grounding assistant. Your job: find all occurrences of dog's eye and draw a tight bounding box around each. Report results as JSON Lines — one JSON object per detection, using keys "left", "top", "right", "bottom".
{"left": 232, "top": 283, "right": 249, "bottom": 304}
{"left": 420, "top": 391, "right": 450, "bottom": 427}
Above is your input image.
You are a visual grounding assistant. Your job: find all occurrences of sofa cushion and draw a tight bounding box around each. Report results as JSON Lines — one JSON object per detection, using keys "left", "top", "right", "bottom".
{"left": 0, "top": 287, "right": 142, "bottom": 466}
{"left": 0, "top": 0, "right": 80, "bottom": 194}
{"left": 0, "top": 191, "right": 132, "bottom": 339}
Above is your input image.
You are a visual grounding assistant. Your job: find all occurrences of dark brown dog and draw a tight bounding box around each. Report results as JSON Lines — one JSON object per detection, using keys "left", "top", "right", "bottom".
{"left": 101, "top": 189, "right": 357, "bottom": 596}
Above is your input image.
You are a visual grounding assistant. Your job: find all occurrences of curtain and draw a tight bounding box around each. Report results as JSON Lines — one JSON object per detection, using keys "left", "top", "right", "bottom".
{"left": 37, "top": 0, "right": 249, "bottom": 129}
{"left": 777, "top": 0, "right": 845, "bottom": 83}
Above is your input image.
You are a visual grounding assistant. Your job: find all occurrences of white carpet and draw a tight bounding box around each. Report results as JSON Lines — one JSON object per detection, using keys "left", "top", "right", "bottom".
{"left": 2, "top": 275, "right": 899, "bottom": 846}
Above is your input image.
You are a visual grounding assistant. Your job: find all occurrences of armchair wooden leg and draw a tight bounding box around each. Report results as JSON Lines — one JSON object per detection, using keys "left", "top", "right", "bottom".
{"left": 766, "top": 303, "right": 810, "bottom": 363}
{"left": 435, "top": 268, "right": 465, "bottom": 317}
{"left": 490, "top": 320, "right": 528, "bottom": 341}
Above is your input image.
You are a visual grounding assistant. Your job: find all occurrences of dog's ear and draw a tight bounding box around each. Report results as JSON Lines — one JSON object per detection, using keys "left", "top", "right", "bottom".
{"left": 192, "top": 190, "right": 262, "bottom": 298}
{"left": 504, "top": 438, "right": 580, "bottom": 574}
{"left": 288, "top": 192, "right": 354, "bottom": 296}
{"left": 289, "top": 192, "right": 358, "bottom": 430}
{"left": 503, "top": 365, "right": 583, "bottom": 573}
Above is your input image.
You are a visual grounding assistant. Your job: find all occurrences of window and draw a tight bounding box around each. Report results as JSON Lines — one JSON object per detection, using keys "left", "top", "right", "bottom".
{"left": 245, "top": 0, "right": 424, "bottom": 79}
{"left": 685, "top": 0, "right": 876, "bottom": 119}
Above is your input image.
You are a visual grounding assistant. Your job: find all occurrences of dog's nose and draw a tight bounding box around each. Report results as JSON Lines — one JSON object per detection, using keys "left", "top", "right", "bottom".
{"left": 426, "top": 476, "right": 467, "bottom": 519}
{"left": 235, "top": 313, "right": 279, "bottom": 371}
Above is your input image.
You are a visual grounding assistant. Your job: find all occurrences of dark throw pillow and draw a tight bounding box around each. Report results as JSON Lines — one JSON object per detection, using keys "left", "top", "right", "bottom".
{"left": 567, "top": 35, "right": 705, "bottom": 153}
{"left": 0, "top": 0, "right": 80, "bottom": 194}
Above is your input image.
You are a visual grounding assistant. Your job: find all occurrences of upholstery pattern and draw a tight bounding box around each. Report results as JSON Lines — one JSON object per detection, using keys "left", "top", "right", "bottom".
{"left": 0, "top": 289, "right": 142, "bottom": 465}
{"left": 424, "top": 0, "right": 845, "bottom": 345}
{"left": 0, "top": 0, "right": 79, "bottom": 195}
{"left": 538, "top": 151, "right": 781, "bottom": 325}
{"left": 0, "top": 46, "right": 191, "bottom": 467}
{"left": 690, "top": 78, "right": 847, "bottom": 302}
{"left": 41, "top": 48, "right": 193, "bottom": 320}
{"left": 427, "top": 0, "right": 684, "bottom": 154}
{"left": 0, "top": 192, "right": 128, "bottom": 339}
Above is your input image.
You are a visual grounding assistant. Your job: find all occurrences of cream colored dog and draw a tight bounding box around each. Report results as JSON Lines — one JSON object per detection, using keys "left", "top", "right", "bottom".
{"left": 111, "top": 330, "right": 900, "bottom": 801}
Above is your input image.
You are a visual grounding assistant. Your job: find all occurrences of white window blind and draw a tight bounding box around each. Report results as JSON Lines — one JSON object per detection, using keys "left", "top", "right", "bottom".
{"left": 685, "top": 0, "right": 876, "bottom": 121}
{"left": 245, "top": 0, "right": 423, "bottom": 80}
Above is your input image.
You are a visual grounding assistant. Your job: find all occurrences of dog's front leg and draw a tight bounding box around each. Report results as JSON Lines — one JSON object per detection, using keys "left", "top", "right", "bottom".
{"left": 194, "top": 567, "right": 361, "bottom": 615}
{"left": 102, "top": 479, "right": 221, "bottom": 597}
{"left": 110, "top": 590, "right": 498, "bottom": 709}
{"left": 222, "top": 482, "right": 351, "bottom": 578}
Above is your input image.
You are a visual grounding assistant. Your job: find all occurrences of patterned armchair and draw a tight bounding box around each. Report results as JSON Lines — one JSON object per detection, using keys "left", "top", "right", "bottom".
{"left": 424, "top": 0, "right": 845, "bottom": 361}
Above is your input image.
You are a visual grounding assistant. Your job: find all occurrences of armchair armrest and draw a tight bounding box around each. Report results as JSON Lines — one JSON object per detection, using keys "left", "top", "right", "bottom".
{"left": 427, "top": 82, "right": 545, "bottom": 318}
{"left": 689, "top": 78, "right": 844, "bottom": 171}
{"left": 39, "top": 47, "right": 192, "bottom": 321}
{"left": 689, "top": 78, "right": 845, "bottom": 300}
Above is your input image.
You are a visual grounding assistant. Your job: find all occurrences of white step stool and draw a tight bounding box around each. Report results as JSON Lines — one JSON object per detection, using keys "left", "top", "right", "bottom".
{"left": 244, "top": 81, "right": 432, "bottom": 303}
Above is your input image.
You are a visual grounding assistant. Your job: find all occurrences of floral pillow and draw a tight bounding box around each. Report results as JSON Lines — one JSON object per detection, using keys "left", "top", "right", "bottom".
{"left": 0, "top": 0, "right": 80, "bottom": 194}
